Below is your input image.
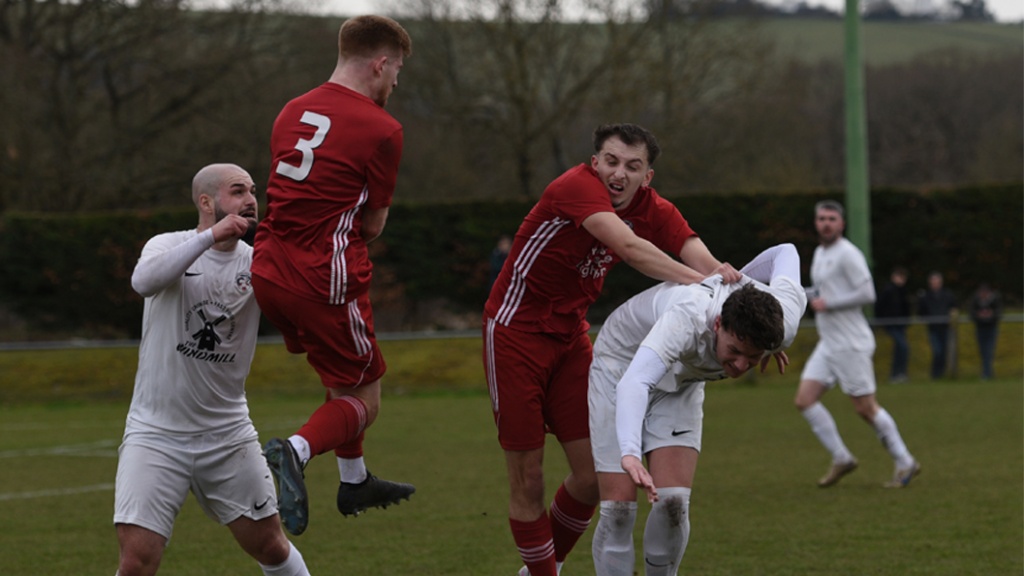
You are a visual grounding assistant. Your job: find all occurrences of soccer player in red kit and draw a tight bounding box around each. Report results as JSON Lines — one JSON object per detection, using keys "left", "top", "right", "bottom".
{"left": 251, "top": 15, "right": 414, "bottom": 537}
{"left": 483, "top": 123, "right": 740, "bottom": 576}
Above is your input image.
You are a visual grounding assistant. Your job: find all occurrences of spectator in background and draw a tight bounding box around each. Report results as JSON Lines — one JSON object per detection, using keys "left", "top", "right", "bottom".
{"left": 489, "top": 234, "right": 512, "bottom": 290}
{"left": 968, "top": 282, "right": 1002, "bottom": 379}
{"left": 875, "top": 266, "right": 911, "bottom": 383}
{"left": 917, "top": 271, "right": 958, "bottom": 379}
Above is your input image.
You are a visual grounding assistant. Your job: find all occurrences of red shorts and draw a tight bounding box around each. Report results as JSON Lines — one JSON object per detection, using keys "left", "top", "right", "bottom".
{"left": 482, "top": 317, "right": 592, "bottom": 451}
{"left": 253, "top": 275, "right": 385, "bottom": 389}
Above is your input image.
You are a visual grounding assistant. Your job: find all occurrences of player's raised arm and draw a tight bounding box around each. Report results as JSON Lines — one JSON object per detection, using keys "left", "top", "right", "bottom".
{"left": 583, "top": 212, "right": 706, "bottom": 285}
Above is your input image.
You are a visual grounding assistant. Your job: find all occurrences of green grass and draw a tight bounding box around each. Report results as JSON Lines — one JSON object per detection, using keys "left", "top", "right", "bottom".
{"left": 0, "top": 370, "right": 1021, "bottom": 573}
{"left": 0, "top": 324, "right": 1020, "bottom": 574}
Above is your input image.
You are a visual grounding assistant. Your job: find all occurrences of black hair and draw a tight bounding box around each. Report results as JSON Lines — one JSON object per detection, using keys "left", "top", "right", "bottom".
{"left": 593, "top": 123, "right": 661, "bottom": 166}
{"left": 720, "top": 284, "right": 784, "bottom": 352}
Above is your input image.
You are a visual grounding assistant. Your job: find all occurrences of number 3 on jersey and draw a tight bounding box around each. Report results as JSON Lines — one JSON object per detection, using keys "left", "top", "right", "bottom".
{"left": 275, "top": 111, "right": 331, "bottom": 182}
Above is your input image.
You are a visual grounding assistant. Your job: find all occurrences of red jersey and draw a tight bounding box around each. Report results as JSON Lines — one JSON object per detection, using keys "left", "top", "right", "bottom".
{"left": 253, "top": 82, "right": 403, "bottom": 305}
{"left": 484, "top": 164, "right": 696, "bottom": 338}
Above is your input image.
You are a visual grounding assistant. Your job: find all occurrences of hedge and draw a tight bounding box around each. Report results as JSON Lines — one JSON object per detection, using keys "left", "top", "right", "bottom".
{"left": 1, "top": 184, "right": 1019, "bottom": 339}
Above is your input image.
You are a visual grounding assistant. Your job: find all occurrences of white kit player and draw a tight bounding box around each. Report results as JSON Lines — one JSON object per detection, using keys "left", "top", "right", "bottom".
{"left": 112, "top": 164, "right": 309, "bottom": 576}
{"left": 588, "top": 243, "right": 807, "bottom": 576}
{"left": 794, "top": 200, "right": 920, "bottom": 488}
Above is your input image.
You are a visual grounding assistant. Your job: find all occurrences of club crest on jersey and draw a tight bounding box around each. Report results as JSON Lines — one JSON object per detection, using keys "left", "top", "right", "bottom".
{"left": 578, "top": 245, "right": 614, "bottom": 280}
{"left": 235, "top": 272, "right": 252, "bottom": 292}
{"left": 177, "top": 299, "right": 237, "bottom": 363}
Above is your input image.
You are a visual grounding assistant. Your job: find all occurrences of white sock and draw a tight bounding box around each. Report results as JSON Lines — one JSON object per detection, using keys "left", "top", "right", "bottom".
{"left": 592, "top": 501, "right": 638, "bottom": 576}
{"left": 643, "top": 487, "right": 691, "bottom": 576}
{"left": 259, "top": 541, "right": 310, "bottom": 576}
{"left": 338, "top": 456, "right": 368, "bottom": 484}
{"left": 871, "top": 408, "right": 914, "bottom": 468}
{"left": 287, "top": 435, "right": 311, "bottom": 467}
{"left": 802, "top": 402, "right": 855, "bottom": 463}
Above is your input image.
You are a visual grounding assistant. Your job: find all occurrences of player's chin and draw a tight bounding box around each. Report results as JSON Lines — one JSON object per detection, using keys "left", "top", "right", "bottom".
{"left": 242, "top": 219, "right": 258, "bottom": 243}
{"left": 724, "top": 365, "right": 747, "bottom": 379}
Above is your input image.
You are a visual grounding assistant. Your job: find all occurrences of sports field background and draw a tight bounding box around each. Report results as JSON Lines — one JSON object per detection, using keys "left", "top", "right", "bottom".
{"left": 0, "top": 322, "right": 1021, "bottom": 575}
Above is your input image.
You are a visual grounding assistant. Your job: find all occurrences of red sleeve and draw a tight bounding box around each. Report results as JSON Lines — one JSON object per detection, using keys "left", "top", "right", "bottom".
{"left": 546, "top": 165, "right": 613, "bottom": 227}
{"left": 365, "top": 127, "right": 403, "bottom": 210}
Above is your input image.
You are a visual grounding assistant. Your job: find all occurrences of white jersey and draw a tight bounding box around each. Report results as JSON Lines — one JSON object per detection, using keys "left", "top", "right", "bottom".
{"left": 593, "top": 274, "right": 806, "bottom": 393}
{"left": 809, "top": 237, "right": 875, "bottom": 352}
{"left": 124, "top": 230, "right": 260, "bottom": 436}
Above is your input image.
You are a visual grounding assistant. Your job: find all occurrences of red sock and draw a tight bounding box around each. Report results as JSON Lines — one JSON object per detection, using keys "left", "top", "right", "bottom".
{"left": 550, "top": 483, "right": 595, "bottom": 562}
{"left": 295, "top": 396, "right": 368, "bottom": 456}
{"left": 334, "top": 430, "right": 365, "bottom": 460}
{"left": 510, "top": 514, "right": 557, "bottom": 576}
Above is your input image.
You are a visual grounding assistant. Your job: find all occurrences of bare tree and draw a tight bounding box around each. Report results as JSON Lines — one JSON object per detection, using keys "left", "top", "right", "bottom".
{"left": 384, "top": 0, "right": 660, "bottom": 200}
{"left": 0, "top": 0, "right": 299, "bottom": 212}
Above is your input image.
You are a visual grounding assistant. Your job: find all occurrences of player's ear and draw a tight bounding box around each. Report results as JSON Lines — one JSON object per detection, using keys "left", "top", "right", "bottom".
{"left": 198, "top": 193, "right": 215, "bottom": 215}
{"left": 374, "top": 55, "right": 388, "bottom": 76}
{"left": 643, "top": 168, "right": 654, "bottom": 187}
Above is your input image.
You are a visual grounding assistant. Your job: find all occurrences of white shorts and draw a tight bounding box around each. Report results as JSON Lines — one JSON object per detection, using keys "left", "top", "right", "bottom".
{"left": 113, "top": 428, "right": 277, "bottom": 540}
{"left": 800, "top": 342, "right": 877, "bottom": 397}
{"left": 589, "top": 355, "right": 704, "bottom": 474}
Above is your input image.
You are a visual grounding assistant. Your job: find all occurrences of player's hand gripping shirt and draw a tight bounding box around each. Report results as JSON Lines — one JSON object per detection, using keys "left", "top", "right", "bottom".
{"left": 126, "top": 230, "right": 260, "bottom": 436}
{"left": 253, "top": 83, "right": 403, "bottom": 305}
{"left": 484, "top": 164, "right": 696, "bottom": 338}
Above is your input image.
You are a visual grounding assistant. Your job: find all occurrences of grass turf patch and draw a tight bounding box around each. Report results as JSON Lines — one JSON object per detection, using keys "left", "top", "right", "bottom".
{"left": 0, "top": 378, "right": 1020, "bottom": 575}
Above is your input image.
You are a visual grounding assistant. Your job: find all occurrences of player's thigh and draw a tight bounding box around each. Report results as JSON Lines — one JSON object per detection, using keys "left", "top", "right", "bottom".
{"left": 589, "top": 354, "right": 626, "bottom": 474}
{"left": 227, "top": 514, "right": 290, "bottom": 565}
{"left": 251, "top": 275, "right": 304, "bottom": 354}
{"left": 834, "top": 351, "right": 877, "bottom": 397}
{"left": 644, "top": 384, "right": 704, "bottom": 457}
{"left": 799, "top": 344, "right": 837, "bottom": 386}
{"left": 193, "top": 437, "right": 278, "bottom": 526}
{"left": 114, "top": 437, "right": 192, "bottom": 540}
{"left": 597, "top": 471, "right": 639, "bottom": 502}
{"left": 295, "top": 293, "right": 386, "bottom": 389}
{"left": 545, "top": 330, "right": 593, "bottom": 443}
{"left": 484, "top": 320, "right": 561, "bottom": 451}
{"left": 647, "top": 446, "right": 699, "bottom": 489}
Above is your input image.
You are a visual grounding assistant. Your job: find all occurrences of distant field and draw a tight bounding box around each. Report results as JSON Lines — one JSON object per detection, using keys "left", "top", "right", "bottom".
{"left": 0, "top": 378, "right": 1020, "bottom": 575}
{"left": 0, "top": 320, "right": 1018, "bottom": 404}
{"left": 758, "top": 20, "right": 1023, "bottom": 64}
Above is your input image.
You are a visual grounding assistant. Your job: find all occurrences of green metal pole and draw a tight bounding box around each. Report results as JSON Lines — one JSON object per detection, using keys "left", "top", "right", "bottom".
{"left": 844, "top": 0, "right": 872, "bottom": 267}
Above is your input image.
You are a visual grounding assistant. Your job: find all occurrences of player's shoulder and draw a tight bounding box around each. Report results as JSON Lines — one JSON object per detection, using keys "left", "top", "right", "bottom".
{"left": 144, "top": 229, "right": 195, "bottom": 249}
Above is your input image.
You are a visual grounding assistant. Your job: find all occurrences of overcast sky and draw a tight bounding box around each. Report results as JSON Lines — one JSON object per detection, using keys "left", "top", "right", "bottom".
{"left": 326, "top": 0, "right": 1024, "bottom": 22}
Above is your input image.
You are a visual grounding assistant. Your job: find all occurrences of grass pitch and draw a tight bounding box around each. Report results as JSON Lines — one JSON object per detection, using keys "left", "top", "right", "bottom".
{"left": 0, "top": 375, "right": 1020, "bottom": 575}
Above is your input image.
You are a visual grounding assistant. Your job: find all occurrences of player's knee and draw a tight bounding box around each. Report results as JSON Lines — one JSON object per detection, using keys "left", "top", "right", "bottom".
{"left": 249, "top": 528, "right": 292, "bottom": 566}
{"left": 118, "top": 549, "right": 161, "bottom": 576}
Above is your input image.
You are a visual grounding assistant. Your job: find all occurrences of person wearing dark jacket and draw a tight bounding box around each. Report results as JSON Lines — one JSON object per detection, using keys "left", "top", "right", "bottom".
{"left": 968, "top": 283, "right": 1002, "bottom": 379}
{"left": 875, "top": 266, "right": 911, "bottom": 382}
{"left": 917, "top": 271, "right": 957, "bottom": 379}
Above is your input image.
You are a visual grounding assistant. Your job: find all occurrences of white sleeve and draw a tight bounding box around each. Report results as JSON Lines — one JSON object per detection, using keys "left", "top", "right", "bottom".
{"left": 615, "top": 345, "right": 670, "bottom": 461}
{"left": 739, "top": 243, "right": 800, "bottom": 285}
{"left": 131, "top": 229, "right": 215, "bottom": 297}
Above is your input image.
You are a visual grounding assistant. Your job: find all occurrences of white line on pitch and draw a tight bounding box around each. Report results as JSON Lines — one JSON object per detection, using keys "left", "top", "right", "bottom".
{"left": 0, "top": 439, "right": 119, "bottom": 459}
{"left": 0, "top": 483, "right": 114, "bottom": 502}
